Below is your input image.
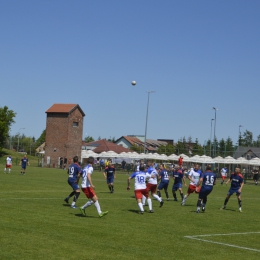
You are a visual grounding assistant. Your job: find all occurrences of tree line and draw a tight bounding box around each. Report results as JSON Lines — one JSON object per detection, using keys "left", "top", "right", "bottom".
{"left": 0, "top": 106, "right": 259, "bottom": 156}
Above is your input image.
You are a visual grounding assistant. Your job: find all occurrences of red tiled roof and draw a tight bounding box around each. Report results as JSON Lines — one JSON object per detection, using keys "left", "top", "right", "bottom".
{"left": 45, "top": 104, "right": 85, "bottom": 116}
{"left": 84, "top": 139, "right": 131, "bottom": 153}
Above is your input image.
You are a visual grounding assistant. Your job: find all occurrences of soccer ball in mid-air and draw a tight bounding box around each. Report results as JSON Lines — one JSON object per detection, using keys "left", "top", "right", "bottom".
{"left": 131, "top": 81, "right": 136, "bottom": 86}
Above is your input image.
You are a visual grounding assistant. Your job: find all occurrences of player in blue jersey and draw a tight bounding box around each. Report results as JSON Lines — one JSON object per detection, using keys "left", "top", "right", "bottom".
{"left": 157, "top": 164, "right": 170, "bottom": 202}
{"left": 103, "top": 161, "right": 116, "bottom": 193}
{"left": 220, "top": 167, "right": 244, "bottom": 212}
{"left": 172, "top": 165, "right": 186, "bottom": 201}
{"left": 19, "top": 155, "right": 30, "bottom": 175}
{"left": 64, "top": 156, "right": 82, "bottom": 208}
{"left": 196, "top": 164, "right": 216, "bottom": 213}
{"left": 127, "top": 164, "right": 155, "bottom": 214}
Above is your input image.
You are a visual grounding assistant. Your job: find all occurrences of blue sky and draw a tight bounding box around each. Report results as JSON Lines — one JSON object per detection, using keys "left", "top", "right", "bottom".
{"left": 1, "top": 0, "right": 260, "bottom": 145}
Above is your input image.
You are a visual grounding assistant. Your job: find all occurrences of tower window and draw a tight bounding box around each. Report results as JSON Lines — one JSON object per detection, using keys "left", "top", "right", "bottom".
{"left": 73, "top": 122, "right": 78, "bottom": 127}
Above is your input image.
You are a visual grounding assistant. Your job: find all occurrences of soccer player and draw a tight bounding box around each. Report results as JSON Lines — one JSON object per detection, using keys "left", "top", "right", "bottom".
{"left": 172, "top": 165, "right": 186, "bottom": 202}
{"left": 220, "top": 166, "right": 228, "bottom": 185}
{"left": 142, "top": 160, "right": 163, "bottom": 207}
{"left": 103, "top": 161, "right": 116, "bottom": 193}
{"left": 220, "top": 167, "right": 244, "bottom": 212}
{"left": 181, "top": 164, "right": 202, "bottom": 206}
{"left": 127, "top": 164, "right": 154, "bottom": 214}
{"left": 196, "top": 164, "right": 216, "bottom": 213}
{"left": 19, "top": 155, "right": 30, "bottom": 175}
{"left": 157, "top": 164, "right": 170, "bottom": 202}
{"left": 64, "top": 156, "right": 82, "bottom": 208}
{"left": 79, "top": 156, "right": 108, "bottom": 218}
{"left": 178, "top": 156, "right": 183, "bottom": 166}
{"left": 252, "top": 168, "right": 259, "bottom": 185}
{"left": 4, "top": 155, "right": 12, "bottom": 174}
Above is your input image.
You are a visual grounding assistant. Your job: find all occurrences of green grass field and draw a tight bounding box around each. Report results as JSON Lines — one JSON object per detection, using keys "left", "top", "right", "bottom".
{"left": 1, "top": 163, "right": 260, "bottom": 260}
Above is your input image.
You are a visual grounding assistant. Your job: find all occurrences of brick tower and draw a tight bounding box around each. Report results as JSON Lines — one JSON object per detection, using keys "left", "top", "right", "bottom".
{"left": 44, "top": 104, "right": 85, "bottom": 167}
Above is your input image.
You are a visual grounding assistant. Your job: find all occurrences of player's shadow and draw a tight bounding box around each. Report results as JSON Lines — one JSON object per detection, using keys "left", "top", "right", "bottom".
{"left": 62, "top": 204, "right": 71, "bottom": 207}
{"left": 73, "top": 213, "right": 96, "bottom": 218}
{"left": 128, "top": 209, "right": 143, "bottom": 214}
{"left": 220, "top": 208, "right": 236, "bottom": 212}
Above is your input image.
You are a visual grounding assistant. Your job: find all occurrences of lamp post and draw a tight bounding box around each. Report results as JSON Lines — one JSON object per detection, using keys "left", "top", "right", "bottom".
{"left": 210, "top": 119, "right": 214, "bottom": 157}
{"left": 212, "top": 107, "right": 218, "bottom": 157}
{"left": 17, "top": 128, "right": 25, "bottom": 152}
{"left": 238, "top": 125, "right": 243, "bottom": 146}
{"left": 144, "top": 90, "right": 155, "bottom": 153}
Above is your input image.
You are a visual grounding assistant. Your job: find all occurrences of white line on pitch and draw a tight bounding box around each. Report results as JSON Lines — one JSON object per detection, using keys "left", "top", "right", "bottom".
{"left": 185, "top": 232, "right": 260, "bottom": 253}
{"left": 186, "top": 231, "right": 260, "bottom": 237}
{"left": 185, "top": 237, "right": 260, "bottom": 253}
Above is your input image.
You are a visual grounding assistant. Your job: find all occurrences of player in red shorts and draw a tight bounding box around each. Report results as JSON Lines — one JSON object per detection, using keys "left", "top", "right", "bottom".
{"left": 181, "top": 164, "right": 202, "bottom": 206}
{"left": 4, "top": 155, "right": 12, "bottom": 174}
{"left": 79, "top": 157, "right": 108, "bottom": 218}
{"left": 127, "top": 164, "right": 155, "bottom": 214}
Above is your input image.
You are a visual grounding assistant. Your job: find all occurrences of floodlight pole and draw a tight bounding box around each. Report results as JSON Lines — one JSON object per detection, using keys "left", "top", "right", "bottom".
{"left": 213, "top": 107, "right": 217, "bottom": 157}
{"left": 210, "top": 119, "right": 214, "bottom": 157}
{"left": 238, "top": 125, "right": 243, "bottom": 146}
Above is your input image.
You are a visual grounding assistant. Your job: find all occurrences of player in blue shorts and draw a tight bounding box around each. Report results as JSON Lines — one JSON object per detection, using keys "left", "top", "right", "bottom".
{"left": 64, "top": 156, "right": 82, "bottom": 208}
{"left": 19, "top": 155, "right": 30, "bottom": 175}
{"left": 220, "top": 167, "right": 244, "bottom": 212}
{"left": 157, "top": 164, "right": 170, "bottom": 202}
{"left": 196, "top": 164, "right": 216, "bottom": 213}
{"left": 172, "top": 165, "right": 186, "bottom": 201}
{"left": 103, "top": 161, "right": 116, "bottom": 193}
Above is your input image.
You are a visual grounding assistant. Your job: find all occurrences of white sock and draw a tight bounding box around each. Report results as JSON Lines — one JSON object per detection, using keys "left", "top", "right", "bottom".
{"left": 71, "top": 201, "right": 76, "bottom": 206}
{"left": 138, "top": 202, "right": 144, "bottom": 212}
{"left": 9, "top": 169, "right": 11, "bottom": 173}
{"left": 94, "top": 201, "right": 102, "bottom": 214}
{"left": 4, "top": 168, "right": 6, "bottom": 172}
{"left": 82, "top": 200, "right": 94, "bottom": 209}
{"left": 153, "top": 194, "right": 161, "bottom": 202}
{"left": 147, "top": 198, "right": 152, "bottom": 211}
{"left": 142, "top": 195, "right": 146, "bottom": 205}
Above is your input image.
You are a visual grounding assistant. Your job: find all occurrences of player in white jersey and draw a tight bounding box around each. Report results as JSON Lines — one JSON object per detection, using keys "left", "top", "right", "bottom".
{"left": 142, "top": 160, "right": 163, "bottom": 207}
{"left": 181, "top": 164, "right": 202, "bottom": 206}
{"left": 79, "top": 157, "right": 108, "bottom": 218}
{"left": 4, "top": 155, "right": 12, "bottom": 174}
{"left": 127, "top": 164, "right": 154, "bottom": 214}
{"left": 220, "top": 167, "right": 228, "bottom": 184}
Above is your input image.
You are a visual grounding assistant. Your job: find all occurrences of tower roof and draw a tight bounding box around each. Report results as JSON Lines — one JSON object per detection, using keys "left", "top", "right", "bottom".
{"left": 45, "top": 104, "right": 85, "bottom": 116}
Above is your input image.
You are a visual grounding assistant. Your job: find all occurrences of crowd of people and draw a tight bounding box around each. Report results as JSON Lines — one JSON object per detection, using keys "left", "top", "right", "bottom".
{"left": 38, "top": 155, "right": 256, "bottom": 215}
{"left": 2, "top": 153, "right": 252, "bottom": 216}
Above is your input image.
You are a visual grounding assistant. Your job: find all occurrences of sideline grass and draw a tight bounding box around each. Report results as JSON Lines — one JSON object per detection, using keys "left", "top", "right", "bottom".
{"left": 0, "top": 165, "right": 260, "bottom": 259}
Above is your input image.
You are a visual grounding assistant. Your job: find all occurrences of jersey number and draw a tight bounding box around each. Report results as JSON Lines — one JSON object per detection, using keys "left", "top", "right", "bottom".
{"left": 205, "top": 175, "right": 214, "bottom": 185}
{"left": 69, "top": 167, "right": 74, "bottom": 178}
{"left": 137, "top": 176, "right": 145, "bottom": 184}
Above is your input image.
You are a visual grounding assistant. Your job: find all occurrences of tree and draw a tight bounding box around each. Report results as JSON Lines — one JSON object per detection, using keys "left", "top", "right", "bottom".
{"left": 240, "top": 130, "right": 253, "bottom": 147}
{"left": 35, "top": 130, "right": 46, "bottom": 148}
{"left": 218, "top": 138, "right": 226, "bottom": 157}
{"left": 175, "top": 140, "right": 187, "bottom": 155}
{"left": 129, "top": 144, "right": 142, "bottom": 153}
{"left": 0, "top": 106, "right": 16, "bottom": 151}
{"left": 157, "top": 144, "right": 175, "bottom": 156}
{"left": 107, "top": 137, "right": 116, "bottom": 143}
{"left": 225, "top": 137, "right": 234, "bottom": 156}
{"left": 191, "top": 138, "right": 204, "bottom": 156}
{"left": 84, "top": 136, "right": 94, "bottom": 143}
{"left": 253, "top": 135, "right": 260, "bottom": 148}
